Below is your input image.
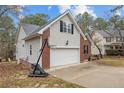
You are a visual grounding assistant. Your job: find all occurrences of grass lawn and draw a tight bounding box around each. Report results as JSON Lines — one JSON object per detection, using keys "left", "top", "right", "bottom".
{"left": 98, "top": 56, "right": 124, "bottom": 67}
{"left": 0, "top": 62, "right": 83, "bottom": 88}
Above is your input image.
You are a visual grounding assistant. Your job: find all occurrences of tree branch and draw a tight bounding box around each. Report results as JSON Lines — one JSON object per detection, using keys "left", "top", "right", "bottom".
{"left": 0, "top": 8, "right": 9, "bottom": 18}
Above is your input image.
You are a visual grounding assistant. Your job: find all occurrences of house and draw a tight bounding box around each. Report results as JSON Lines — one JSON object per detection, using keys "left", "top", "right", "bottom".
{"left": 100, "top": 30, "right": 124, "bottom": 55}
{"left": 90, "top": 30, "right": 124, "bottom": 55}
{"left": 16, "top": 10, "right": 91, "bottom": 69}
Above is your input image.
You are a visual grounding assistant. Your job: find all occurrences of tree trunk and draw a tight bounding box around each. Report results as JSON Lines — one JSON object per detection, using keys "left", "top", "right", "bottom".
{"left": 87, "top": 33, "right": 103, "bottom": 59}
{"left": 93, "top": 41, "right": 103, "bottom": 58}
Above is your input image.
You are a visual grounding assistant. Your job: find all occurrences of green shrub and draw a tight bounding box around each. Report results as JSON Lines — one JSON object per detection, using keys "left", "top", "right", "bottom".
{"left": 106, "top": 50, "right": 123, "bottom": 56}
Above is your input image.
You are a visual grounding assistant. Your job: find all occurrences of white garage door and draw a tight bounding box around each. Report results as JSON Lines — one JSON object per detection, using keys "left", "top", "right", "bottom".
{"left": 50, "top": 48, "right": 80, "bottom": 67}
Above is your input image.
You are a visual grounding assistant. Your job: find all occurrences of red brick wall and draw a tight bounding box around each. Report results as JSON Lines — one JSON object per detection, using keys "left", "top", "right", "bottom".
{"left": 80, "top": 35, "right": 91, "bottom": 62}
{"left": 83, "top": 39, "right": 91, "bottom": 59}
{"left": 80, "top": 35, "right": 84, "bottom": 62}
{"left": 42, "top": 28, "right": 50, "bottom": 69}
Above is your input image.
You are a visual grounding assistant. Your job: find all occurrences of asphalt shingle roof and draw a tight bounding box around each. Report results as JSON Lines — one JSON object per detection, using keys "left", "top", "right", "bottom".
{"left": 98, "top": 30, "right": 113, "bottom": 37}
{"left": 97, "top": 30, "right": 124, "bottom": 37}
{"left": 21, "top": 23, "right": 40, "bottom": 36}
{"left": 112, "top": 30, "right": 124, "bottom": 37}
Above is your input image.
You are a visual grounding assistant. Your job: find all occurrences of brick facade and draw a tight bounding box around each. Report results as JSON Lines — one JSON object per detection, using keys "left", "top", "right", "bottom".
{"left": 80, "top": 35, "right": 91, "bottom": 62}
{"left": 80, "top": 34, "right": 84, "bottom": 62}
{"left": 84, "top": 39, "right": 91, "bottom": 59}
{"left": 42, "top": 28, "right": 50, "bottom": 69}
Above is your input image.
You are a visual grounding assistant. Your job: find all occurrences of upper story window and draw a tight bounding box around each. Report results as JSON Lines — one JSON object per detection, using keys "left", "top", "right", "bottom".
{"left": 63, "top": 22, "right": 67, "bottom": 32}
{"left": 60, "top": 20, "right": 74, "bottom": 34}
{"left": 68, "top": 24, "right": 71, "bottom": 33}
{"left": 106, "top": 37, "right": 111, "bottom": 42}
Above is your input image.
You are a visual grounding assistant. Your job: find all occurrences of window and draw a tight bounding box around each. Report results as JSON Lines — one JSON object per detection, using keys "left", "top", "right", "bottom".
{"left": 60, "top": 20, "right": 74, "bottom": 34}
{"left": 106, "top": 37, "right": 111, "bottom": 42}
{"left": 87, "top": 45, "right": 88, "bottom": 54}
{"left": 110, "top": 46, "right": 113, "bottom": 49}
{"left": 60, "top": 21, "right": 67, "bottom": 32}
{"left": 120, "top": 46, "right": 122, "bottom": 49}
{"left": 63, "top": 22, "right": 67, "bottom": 32}
{"left": 68, "top": 24, "right": 71, "bottom": 33}
{"left": 115, "top": 46, "right": 118, "bottom": 49}
{"left": 30, "top": 45, "right": 32, "bottom": 55}
{"left": 84, "top": 45, "right": 88, "bottom": 54}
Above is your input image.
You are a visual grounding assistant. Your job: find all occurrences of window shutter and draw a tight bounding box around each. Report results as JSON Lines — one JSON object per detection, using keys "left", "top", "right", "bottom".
{"left": 71, "top": 24, "right": 74, "bottom": 34}
{"left": 60, "top": 21, "right": 63, "bottom": 32}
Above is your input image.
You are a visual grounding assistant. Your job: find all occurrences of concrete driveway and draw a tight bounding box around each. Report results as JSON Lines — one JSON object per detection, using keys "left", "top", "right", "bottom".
{"left": 48, "top": 62, "right": 124, "bottom": 88}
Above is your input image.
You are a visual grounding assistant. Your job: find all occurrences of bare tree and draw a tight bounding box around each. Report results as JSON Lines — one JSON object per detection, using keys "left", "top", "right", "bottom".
{"left": 0, "top": 5, "right": 23, "bottom": 18}
{"left": 76, "top": 12, "right": 104, "bottom": 58}
{"left": 109, "top": 15, "right": 124, "bottom": 55}
{"left": 111, "top": 5, "right": 124, "bottom": 12}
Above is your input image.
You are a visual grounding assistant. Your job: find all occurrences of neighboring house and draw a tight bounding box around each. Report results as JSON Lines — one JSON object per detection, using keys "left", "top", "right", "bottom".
{"left": 101, "top": 30, "right": 124, "bottom": 55}
{"left": 16, "top": 10, "right": 91, "bottom": 69}
{"left": 90, "top": 30, "right": 124, "bottom": 55}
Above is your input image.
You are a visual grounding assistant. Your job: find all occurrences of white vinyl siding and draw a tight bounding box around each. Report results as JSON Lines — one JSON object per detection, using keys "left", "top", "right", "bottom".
{"left": 25, "top": 37, "right": 41, "bottom": 64}
{"left": 50, "top": 14, "right": 80, "bottom": 47}
{"left": 16, "top": 26, "right": 27, "bottom": 63}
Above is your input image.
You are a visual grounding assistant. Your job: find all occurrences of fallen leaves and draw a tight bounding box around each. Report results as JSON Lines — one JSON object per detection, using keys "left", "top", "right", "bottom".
{"left": 0, "top": 62, "right": 82, "bottom": 88}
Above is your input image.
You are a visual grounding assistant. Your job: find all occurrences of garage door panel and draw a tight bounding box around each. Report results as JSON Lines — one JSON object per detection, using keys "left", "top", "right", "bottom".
{"left": 50, "top": 49, "right": 79, "bottom": 67}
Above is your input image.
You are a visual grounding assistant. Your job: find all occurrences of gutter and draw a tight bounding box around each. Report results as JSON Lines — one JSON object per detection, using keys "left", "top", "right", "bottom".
{"left": 23, "top": 33, "right": 41, "bottom": 41}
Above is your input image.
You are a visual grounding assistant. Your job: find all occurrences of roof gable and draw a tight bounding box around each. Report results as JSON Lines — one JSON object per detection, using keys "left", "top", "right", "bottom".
{"left": 16, "top": 23, "right": 40, "bottom": 42}
{"left": 24, "top": 10, "right": 87, "bottom": 40}
{"left": 38, "top": 10, "right": 86, "bottom": 40}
